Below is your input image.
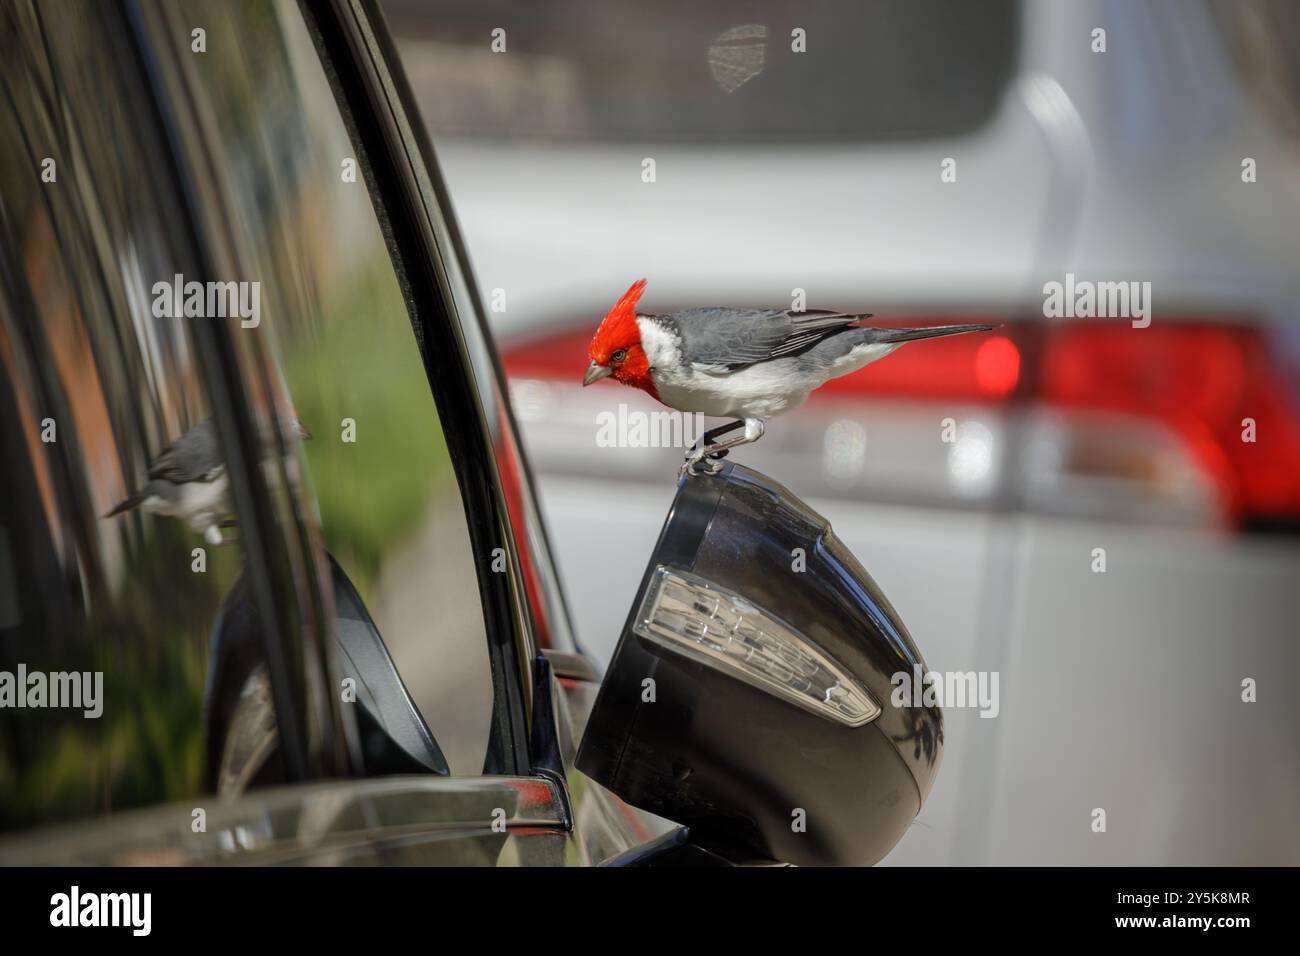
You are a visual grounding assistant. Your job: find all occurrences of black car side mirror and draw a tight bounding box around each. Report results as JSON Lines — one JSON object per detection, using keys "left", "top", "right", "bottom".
{"left": 576, "top": 462, "right": 943, "bottom": 866}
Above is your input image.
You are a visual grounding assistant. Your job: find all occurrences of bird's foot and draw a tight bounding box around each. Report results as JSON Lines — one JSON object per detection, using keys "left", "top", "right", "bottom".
{"left": 678, "top": 418, "right": 765, "bottom": 480}
{"left": 204, "top": 522, "right": 242, "bottom": 547}
{"left": 678, "top": 445, "right": 729, "bottom": 480}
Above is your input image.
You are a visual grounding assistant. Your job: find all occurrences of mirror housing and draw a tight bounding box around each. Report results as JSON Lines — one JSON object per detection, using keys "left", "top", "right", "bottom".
{"left": 576, "top": 462, "right": 943, "bottom": 866}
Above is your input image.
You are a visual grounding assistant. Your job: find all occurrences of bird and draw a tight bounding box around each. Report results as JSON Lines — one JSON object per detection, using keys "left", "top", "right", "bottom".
{"left": 106, "top": 415, "right": 312, "bottom": 545}
{"left": 106, "top": 419, "right": 229, "bottom": 546}
{"left": 583, "top": 279, "right": 996, "bottom": 475}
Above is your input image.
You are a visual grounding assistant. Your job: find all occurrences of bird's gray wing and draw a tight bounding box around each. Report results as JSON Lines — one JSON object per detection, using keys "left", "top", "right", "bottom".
{"left": 662, "top": 308, "right": 871, "bottom": 371}
{"left": 147, "top": 419, "right": 223, "bottom": 483}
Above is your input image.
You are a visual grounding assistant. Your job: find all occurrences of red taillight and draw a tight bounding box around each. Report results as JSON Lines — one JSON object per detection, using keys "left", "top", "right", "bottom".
{"left": 815, "top": 321, "right": 1018, "bottom": 402}
{"left": 500, "top": 316, "right": 1300, "bottom": 529}
{"left": 975, "top": 336, "right": 1022, "bottom": 399}
{"left": 502, "top": 328, "right": 593, "bottom": 382}
{"left": 1039, "top": 322, "right": 1300, "bottom": 526}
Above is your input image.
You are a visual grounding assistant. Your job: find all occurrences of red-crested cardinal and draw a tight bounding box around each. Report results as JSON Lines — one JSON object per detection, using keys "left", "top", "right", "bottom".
{"left": 583, "top": 279, "right": 995, "bottom": 475}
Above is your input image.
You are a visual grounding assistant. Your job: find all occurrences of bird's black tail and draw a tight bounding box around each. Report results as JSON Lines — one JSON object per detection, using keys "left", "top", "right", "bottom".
{"left": 867, "top": 324, "right": 996, "bottom": 344}
{"left": 105, "top": 494, "right": 142, "bottom": 518}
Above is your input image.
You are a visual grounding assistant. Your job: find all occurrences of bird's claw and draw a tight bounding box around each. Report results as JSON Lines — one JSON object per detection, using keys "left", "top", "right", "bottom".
{"left": 678, "top": 445, "right": 728, "bottom": 480}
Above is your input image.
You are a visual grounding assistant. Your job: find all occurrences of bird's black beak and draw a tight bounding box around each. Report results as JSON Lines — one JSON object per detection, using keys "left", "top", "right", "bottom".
{"left": 583, "top": 361, "right": 613, "bottom": 387}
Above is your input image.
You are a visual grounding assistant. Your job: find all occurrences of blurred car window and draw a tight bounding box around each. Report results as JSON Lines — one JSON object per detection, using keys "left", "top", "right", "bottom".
{"left": 0, "top": 2, "right": 237, "bottom": 831}
{"left": 387, "top": 0, "right": 1018, "bottom": 142}
{"left": 166, "top": 0, "right": 497, "bottom": 775}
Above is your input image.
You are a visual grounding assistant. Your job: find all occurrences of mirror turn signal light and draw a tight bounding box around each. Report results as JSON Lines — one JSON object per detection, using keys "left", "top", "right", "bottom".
{"left": 634, "top": 566, "right": 881, "bottom": 728}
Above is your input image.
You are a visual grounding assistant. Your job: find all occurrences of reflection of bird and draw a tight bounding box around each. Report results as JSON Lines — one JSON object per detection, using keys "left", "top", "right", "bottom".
{"left": 108, "top": 419, "right": 229, "bottom": 545}
{"left": 107, "top": 416, "right": 311, "bottom": 545}
{"left": 583, "top": 279, "right": 995, "bottom": 475}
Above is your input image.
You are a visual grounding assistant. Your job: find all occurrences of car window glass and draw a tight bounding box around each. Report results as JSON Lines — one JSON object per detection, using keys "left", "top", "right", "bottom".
{"left": 164, "top": 0, "right": 495, "bottom": 774}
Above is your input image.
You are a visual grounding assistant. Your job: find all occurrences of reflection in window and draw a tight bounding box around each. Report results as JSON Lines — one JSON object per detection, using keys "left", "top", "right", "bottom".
{"left": 0, "top": 3, "right": 242, "bottom": 830}
{"left": 171, "top": 0, "right": 496, "bottom": 774}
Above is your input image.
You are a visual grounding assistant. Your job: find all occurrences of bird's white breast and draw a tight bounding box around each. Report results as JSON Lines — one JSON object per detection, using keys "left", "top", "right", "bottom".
{"left": 637, "top": 316, "right": 898, "bottom": 419}
{"left": 144, "top": 474, "right": 230, "bottom": 529}
{"left": 181, "top": 473, "right": 230, "bottom": 512}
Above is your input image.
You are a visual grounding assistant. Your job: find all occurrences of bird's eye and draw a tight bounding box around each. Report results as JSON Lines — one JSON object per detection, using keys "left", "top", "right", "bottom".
{"left": 611, "top": 348, "right": 628, "bottom": 363}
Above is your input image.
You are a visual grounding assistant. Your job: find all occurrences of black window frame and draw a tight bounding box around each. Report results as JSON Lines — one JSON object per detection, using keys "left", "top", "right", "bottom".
{"left": 297, "top": 0, "right": 542, "bottom": 776}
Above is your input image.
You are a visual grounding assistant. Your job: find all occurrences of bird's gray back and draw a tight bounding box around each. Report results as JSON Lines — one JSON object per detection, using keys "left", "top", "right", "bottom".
{"left": 148, "top": 419, "right": 223, "bottom": 483}
{"left": 653, "top": 308, "right": 866, "bottom": 370}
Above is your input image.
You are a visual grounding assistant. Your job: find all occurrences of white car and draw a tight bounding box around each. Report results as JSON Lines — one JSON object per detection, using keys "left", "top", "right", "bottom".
{"left": 389, "top": 0, "right": 1300, "bottom": 864}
